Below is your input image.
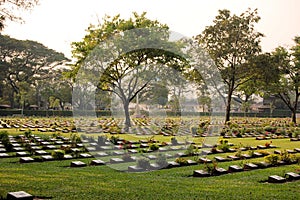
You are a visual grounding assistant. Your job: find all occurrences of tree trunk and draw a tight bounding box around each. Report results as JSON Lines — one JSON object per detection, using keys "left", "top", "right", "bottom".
{"left": 124, "top": 101, "right": 131, "bottom": 132}
{"left": 291, "top": 110, "right": 296, "bottom": 124}
{"left": 225, "top": 87, "right": 234, "bottom": 122}
{"left": 292, "top": 93, "right": 299, "bottom": 124}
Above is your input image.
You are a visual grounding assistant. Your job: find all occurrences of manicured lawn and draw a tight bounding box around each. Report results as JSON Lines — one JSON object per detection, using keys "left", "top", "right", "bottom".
{"left": 1, "top": 117, "right": 300, "bottom": 199}
{"left": 0, "top": 157, "right": 300, "bottom": 199}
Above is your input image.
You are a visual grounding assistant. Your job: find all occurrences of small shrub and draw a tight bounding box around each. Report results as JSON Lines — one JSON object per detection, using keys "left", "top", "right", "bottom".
{"left": 218, "top": 140, "right": 230, "bottom": 152}
{"left": 136, "top": 157, "right": 150, "bottom": 169}
{"left": 175, "top": 157, "right": 188, "bottom": 166}
{"left": 204, "top": 161, "right": 218, "bottom": 175}
{"left": 280, "top": 150, "right": 294, "bottom": 164}
{"left": 149, "top": 143, "right": 159, "bottom": 151}
{"left": 156, "top": 153, "right": 168, "bottom": 167}
{"left": 185, "top": 144, "right": 195, "bottom": 156}
{"left": 24, "top": 130, "right": 32, "bottom": 138}
{"left": 265, "top": 154, "right": 280, "bottom": 166}
{"left": 257, "top": 150, "right": 270, "bottom": 156}
{"left": 122, "top": 153, "right": 133, "bottom": 162}
{"left": 110, "top": 136, "right": 119, "bottom": 145}
{"left": 52, "top": 150, "right": 65, "bottom": 160}
{"left": 98, "top": 135, "right": 107, "bottom": 145}
{"left": 171, "top": 137, "right": 178, "bottom": 145}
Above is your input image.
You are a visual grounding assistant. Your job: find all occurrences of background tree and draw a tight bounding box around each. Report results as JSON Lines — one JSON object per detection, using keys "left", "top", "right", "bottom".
{"left": 196, "top": 8, "right": 263, "bottom": 122}
{"left": 69, "top": 13, "right": 188, "bottom": 130}
{"left": 0, "top": 0, "right": 39, "bottom": 30}
{"left": 0, "top": 34, "right": 68, "bottom": 108}
{"left": 265, "top": 38, "right": 300, "bottom": 123}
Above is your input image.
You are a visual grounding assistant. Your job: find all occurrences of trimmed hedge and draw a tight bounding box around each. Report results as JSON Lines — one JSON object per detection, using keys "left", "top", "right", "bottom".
{"left": 0, "top": 109, "right": 292, "bottom": 118}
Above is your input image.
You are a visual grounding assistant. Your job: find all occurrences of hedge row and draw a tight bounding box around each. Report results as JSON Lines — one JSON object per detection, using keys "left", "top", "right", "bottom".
{"left": 0, "top": 109, "right": 293, "bottom": 118}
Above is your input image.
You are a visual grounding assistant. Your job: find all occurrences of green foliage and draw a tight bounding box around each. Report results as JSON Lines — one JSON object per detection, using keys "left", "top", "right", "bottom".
{"left": 265, "top": 154, "right": 280, "bottom": 165}
{"left": 197, "top": 8, "right": 263, "bottom": 121}
{"left": 149, "top": 143, "right": 159, "bottom": 151}
{"left": 175, "top": 157, "right": 188, "bottom": 166}
{"left": 218, "top": 139, "right": 230, "bottom": 152}
{"left": 185, "top": 144, "right": 195, "bottom": 156}
{"left": 155, "top": 153, "right": 168, "bottom": 167}
{"left": 136, "top": 157, "right": 150, "bottom": 169}
{"left": 51, "top": 150, "right": 65, "bottom": 160}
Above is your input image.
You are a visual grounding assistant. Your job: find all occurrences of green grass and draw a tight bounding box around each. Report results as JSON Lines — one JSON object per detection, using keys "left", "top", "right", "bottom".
{"left": 0, "top": 158, "right": 299, "bottom": 200}
{"left": 1, "top": 116, "right": 300, "bottom": 199}
{"left": 1, "top": 137, "right": 300, "bottom": 199}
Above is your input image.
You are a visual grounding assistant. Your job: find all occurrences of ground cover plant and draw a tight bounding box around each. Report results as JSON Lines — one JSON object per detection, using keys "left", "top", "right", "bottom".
{"left": 0, "top": 116, "right": 300, "bottom": 199}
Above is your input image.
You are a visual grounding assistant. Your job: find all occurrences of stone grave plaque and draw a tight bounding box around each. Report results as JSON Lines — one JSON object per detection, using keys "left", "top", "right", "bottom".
{"left": 240, "top": 154, "right": 252, "bottom": 159}
{"left": 7, "top": 191, "right": 33, "bottom": 200}
{"left": 228, "top": 165, "right": 243, "bottom": 172}
{"left": 187, "top": 159, "right": 198, "bottom": 165}
{"left": 257, "top": 161, "right": 270, "bottom": 168}
{"left": 213, "top": 167, "right": 227, "bottom": 175}
{"left": 71, "top": 161, "right": 87, "bottom": 167}
{"left": 44, "top": 145, "right": 57, "bottom": 150}
{"left": 268, "top": 175, "right": 286, "bottom": 183}
{"left": 80, "top": 153, "right": 92, "bottom": 158}
{"left": 150, "top": 163, "right": 162, "bottom": 170}
{"left": 252, "top": 152, "right": 263, "bottom": 157}
{"left": 63, "top": 155, "right": 73, "bottom": 159}
{"left": 19, "top": 157, "right": 34, "bottom": 163}
{"left": 285, "top": 172, "right": 300, "bottom": 181}
{"left": 199, "top": 157, "right": 212, "bottom": 163}
{"left": 274, "top": 150, "right": 281, "bottom": 154}
{"left": 193, "top": 170, "right": 210, "bottom": 177}
{"left": 86, "top": 147, "right": 96, "bottom": 151}
{"left": 201, "top": 150, "right": 212, "bottom": 155}
{"left": 167, "top": 161, "right": 180, "bottom": 168}
{"left": 90, "top": 159, "right": 106, "bottom": 166}
{"left": 175, "top": 152, "right": 188, "bottom": 157}
{"left": 13, "top": 147, "right": 25, "bottom": 152}
{"left": 128, "top": 149, "right": 138, "bottom": 154}
{"left": 146, "top": 155, "right": 157, "bottom": 160}
{"left": 113, "top": 151, "right": 124, "bottom": 156}
{"left": 244, "top": 163, "right": 258, "bottom": 170}
{"left": 16, "top": 152, "right": 29, "bottom": 157}
{"left": 257, "top": 145, "right": 266, "bottom": 149}
{"left": 227, "top": 155, "right": 239, "bottom": 160}
{"left": 0, "top": 153, "right": 9, "bottom": 158}
{"left": 35, "top": 150, "right": 49, "bottom": 155}
{"left": 96, "top": 152, "right": 109, "bottom": 157}
{"left": 42, "top": 155, "right": 54, "bottom": 161}
{"left": 128, "top": 165, "right": 144, "bottom": 172}
{"left": 110, "top": 158, "right": 124, "bottom": 163}
{"left": 214, "top": 156, "right": 228, "bottom": 162}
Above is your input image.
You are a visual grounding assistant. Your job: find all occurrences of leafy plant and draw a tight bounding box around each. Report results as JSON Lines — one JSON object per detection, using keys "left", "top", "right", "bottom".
{"left": 265, "top": 154, "right": 280, "bottom": 166}
{"left": 149, "top": 143, "right": 159, "bottom": 151}
{"left": 175, "top": 157, "right": 188, "bottom": 166}
{"left": 136, "top": 157, "right": 150, "bottom": 169}
{"left": 52, "top": 150, "right": 65, "bottom": 160}
{"left": 156, "top": 153, "right": 168, "bottom": 167}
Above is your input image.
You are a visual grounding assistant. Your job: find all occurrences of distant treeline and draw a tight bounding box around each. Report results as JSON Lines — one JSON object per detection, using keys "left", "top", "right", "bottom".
{"left": 0, "top": 109, "right": 292, "bottom": 118}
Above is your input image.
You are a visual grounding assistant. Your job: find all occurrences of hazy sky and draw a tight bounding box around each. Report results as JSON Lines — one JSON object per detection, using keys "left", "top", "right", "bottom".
{"left": 3, "top": 0, "right": 300, "bottom": 58}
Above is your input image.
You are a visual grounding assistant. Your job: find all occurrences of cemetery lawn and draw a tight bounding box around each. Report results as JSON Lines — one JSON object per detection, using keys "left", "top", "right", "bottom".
{"left": 1, "top": 138, "right": 300, "bottom": 199}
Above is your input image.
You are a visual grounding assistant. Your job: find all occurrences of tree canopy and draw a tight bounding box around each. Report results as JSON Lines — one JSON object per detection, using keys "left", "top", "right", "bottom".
{"left": 0, "top": 34, "right": 69, "bottom": 108}
{"left": 196, "top": 8, "right": 263, "bottom": 122}
{"left": 0, "top": 0, "right": 39, "bottom": 30}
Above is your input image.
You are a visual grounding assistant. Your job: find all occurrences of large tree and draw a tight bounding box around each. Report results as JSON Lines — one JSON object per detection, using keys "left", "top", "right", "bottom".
{"left": 68, "top": 13, "right": 188, "bottom": 130}
{"left": 0, "top": 0, "right": 39, "bottom": 30}
{"left": 266, "top": 38, "right": 300, "bottom": 123}
{"left": 196, "top": 9, "right": 263, "bottom": 122}
{"left": 0, "top": 34, "right": 68, "bottom": 108}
